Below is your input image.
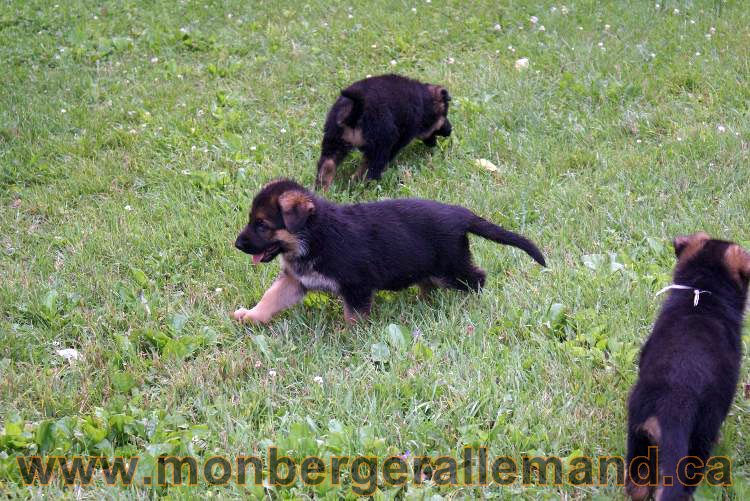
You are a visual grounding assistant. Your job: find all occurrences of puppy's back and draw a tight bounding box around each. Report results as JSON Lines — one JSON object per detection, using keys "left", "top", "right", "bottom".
{"left": 342, "top": 74, "right": 423, "bottom": 96}
{"left": 342, "top": 198, "right": 471, "bottom": 233}
{"left": 340, "top": 75, "right": 429, "bottom": 121}
{"left": 335, "top": 198, "right": 545, "bottom": 265}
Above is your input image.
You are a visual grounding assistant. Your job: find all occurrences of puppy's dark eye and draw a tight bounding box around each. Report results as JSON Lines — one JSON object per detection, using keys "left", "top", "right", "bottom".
{"left": 254, "top": 220, "right": 268, "bottom": 231}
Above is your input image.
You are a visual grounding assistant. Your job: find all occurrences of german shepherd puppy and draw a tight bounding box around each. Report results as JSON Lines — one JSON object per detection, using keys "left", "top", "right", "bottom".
{"left": 315, "top": 74, "right": 452, "bottom": 190}
{"left": 233, "top": 179, "right": 545, "bottom": 324}
{"left": 625, "top": 233, "right": 750, "bottom": 501}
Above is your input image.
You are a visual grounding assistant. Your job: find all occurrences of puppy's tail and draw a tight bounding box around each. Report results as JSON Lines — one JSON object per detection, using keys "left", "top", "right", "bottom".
{"left": 468, "top": 216, "right": 546, "bottom": 266}
{"left": 338, "top": 89, "right": 365, "bottom": 126}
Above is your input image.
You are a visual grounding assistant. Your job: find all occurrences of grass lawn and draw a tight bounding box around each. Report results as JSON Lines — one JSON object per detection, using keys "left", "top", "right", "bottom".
{"left": 1, "top": 0, "right": 749, "bottom": 498}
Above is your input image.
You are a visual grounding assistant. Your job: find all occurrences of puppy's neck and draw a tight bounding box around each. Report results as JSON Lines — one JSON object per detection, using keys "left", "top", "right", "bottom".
{"left": 669, "top": 268, "right": 748, "bottom": 321}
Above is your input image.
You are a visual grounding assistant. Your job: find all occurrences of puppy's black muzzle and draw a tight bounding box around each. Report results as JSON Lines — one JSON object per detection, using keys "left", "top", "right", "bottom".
{"left": 437, "top": 118, "right": 452, "bottom": 137}
{"left": 234, "top": 234, "right": 254, "bottom": 254}
{"left": 234, "top": 226, "right": 264, "bottom": 254}
{"left": 235, "top": 229, "right": 283, "bottom": 263}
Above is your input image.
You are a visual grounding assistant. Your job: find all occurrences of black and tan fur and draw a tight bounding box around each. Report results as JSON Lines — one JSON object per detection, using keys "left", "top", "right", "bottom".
{"left": 625, "top": 233, "right": 750, "bottom": 500}
{"left": 233, "top": 179, "right": 545, "bottom": 324}
{"left": 315, "top": 74, "right": 452, "bottom": 190}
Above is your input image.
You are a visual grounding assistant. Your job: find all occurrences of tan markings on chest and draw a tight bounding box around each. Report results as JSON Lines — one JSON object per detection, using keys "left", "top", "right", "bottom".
{"left": 282, "top": 258, "right": 340, "bottom": 293}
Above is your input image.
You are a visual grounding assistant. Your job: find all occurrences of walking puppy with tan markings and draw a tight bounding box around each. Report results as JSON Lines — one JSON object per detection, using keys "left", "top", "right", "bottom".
{"left": 625, "top": 233, "right": 750, "bottom": 501}
{"left": 233, "top": 179, "right": 545, "bottom": 324}
{"left": 315, "top": 74, "right": 452, "bottom": 190}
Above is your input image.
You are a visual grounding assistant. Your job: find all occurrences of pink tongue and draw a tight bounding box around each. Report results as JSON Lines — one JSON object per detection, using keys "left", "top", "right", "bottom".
{"left": 252, "top": 253, "right": 263, "bottom": 264}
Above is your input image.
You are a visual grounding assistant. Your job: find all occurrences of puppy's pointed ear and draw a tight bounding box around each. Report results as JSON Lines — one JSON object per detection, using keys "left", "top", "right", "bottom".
{"left": 673, "top": 235, "right": 690, "bottom": 257}
{"left": 725, "top": 244, "right": 750, "bottom": 285}
{"left": 427, "top": 85, "right": 449, "bottom": 109}
{"left": 673, "top": 232, "right": 709, "bottom": 258}
{"left": 279, "top": 191, "right": 315, "bottom": 232}
{"left": 427, "top": 84, "right": 445, "bottom": 102}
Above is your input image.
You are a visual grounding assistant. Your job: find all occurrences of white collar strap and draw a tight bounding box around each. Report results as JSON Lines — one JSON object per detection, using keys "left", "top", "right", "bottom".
{"left": 655, "top": 284, "right": 712, "bottom": 307}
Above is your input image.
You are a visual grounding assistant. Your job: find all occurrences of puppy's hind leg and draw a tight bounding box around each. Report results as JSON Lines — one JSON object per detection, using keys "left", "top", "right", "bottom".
{"left": 418, "top": 279, "right": 438, "bottom": 298}
{"left": 233, "top": 273, "right": 306, "bottom": 324}
{"left": 360, "top": 143, "right": 392, "bottom": 182}
{"left": 316, "top": 157, "right": 337, "bottom": 191}
{"left": 447, "top": 264, "right": 486, "bottom": 292}
{"left": 315, "top": 143, "right": 352, "bottom": 190}
{"left": 363, "top": 153, "right": 390, "bottom": 182}
{"left": 625, "top": 427, "right": 656, "bottom": 501}
{"left": 653, "top": 422, "right": 691, "bottom": 501}
{"left": 342, "top": 289, "right": 373, "bottom": 323}
{"left": 685, "top": 413, "right": 722, "bottom": 496}
{"left": 418, "top": 276, "right": 451, "bottom": 297}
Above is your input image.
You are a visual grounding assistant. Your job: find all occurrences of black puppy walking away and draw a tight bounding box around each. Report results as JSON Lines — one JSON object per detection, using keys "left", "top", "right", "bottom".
{"left": 315, "top": 74, "right": 452, "bottom": 189}
{"left": 233, "top": 179, "right": 544, "bottom": 323}
{"left": 625, "top": 233, "right": 750, "bottom": 500}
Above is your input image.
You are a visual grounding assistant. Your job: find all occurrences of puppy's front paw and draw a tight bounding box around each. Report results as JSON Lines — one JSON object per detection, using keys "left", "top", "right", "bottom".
{"left": 232, "top": 307, "right": 269, "bottom": 324}
{"left": 232, "top": 308, "right": 251, "bottom": 322}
